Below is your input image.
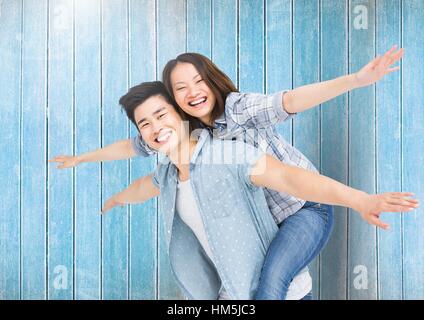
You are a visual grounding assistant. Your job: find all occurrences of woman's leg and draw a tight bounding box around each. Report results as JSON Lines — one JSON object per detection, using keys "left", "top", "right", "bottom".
{"left": 254, "top": 202, "right": 334, "bottom": 300}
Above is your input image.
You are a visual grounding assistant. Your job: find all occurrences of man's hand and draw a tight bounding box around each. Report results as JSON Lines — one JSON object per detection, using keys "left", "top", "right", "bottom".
{"left": 355, "top": 192, "right": 419, "bottom": 230}
{"left": 101, "top": 193, "right": 126, "bottom": 215}
{"left": 49, "top": 155, "right": 82, "bottom": 169}
{"left": 353, "top": 45, "right": 404, "bottom": 88}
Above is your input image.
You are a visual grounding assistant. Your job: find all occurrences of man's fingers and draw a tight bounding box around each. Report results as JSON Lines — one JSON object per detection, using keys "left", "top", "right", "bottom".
{"left": 388, "top": 194, "right": 419, "bottom": 206}
{"left": 387, "top": 197, "right": 419, "bottom": 206}
{"left": 390, "top": 192, "right": 415, "bottom": 197}
{"left": 388, "top": 200, "right": 418, "bottom": 208}
{"left": 101, "top": 201, "right": 114, "bottom": 214}
{"left": 386, "top": 204, "right": 415, "bottom": 213}
{"left": 369, "top": 216, "right": 390, "bottom": 230}
{"left": 101, "top": 199, "right": 125, "bottom": 215}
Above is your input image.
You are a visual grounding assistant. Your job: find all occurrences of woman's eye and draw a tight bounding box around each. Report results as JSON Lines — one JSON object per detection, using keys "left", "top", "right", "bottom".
{"left": 140, "top": 123, "right": 149, "bottom": 129}
{"left": 158, "top": 113, "right": 167, "bottom": 119}
{"left": 196, "top": 79, "right": 203, "bottom": 84}
{"left": 176, "top": 87, "right": 185, "bottom": 91}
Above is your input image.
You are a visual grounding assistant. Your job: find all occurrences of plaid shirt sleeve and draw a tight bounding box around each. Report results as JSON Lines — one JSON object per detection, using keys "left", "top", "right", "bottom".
{"left": 131, "top": 135, "right": 157, "bottom": 157}
{"left": 225, "top": 90, "right": 295, "bottom": 129}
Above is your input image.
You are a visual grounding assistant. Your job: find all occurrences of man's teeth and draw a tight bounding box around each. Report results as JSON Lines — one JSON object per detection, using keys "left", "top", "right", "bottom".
{"left": 189, "top": 97, "right": 207, "bottom": 106}
{"left": 157, "top": 131, "right": 172, "bottom": 142}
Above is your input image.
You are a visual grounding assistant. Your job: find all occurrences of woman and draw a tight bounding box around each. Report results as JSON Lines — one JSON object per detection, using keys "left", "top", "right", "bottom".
{"left": 50, "top": 46, "right": 404, "bottom": 299}
{"left": 99, "top": 81, "right": 417, "bottom": 300}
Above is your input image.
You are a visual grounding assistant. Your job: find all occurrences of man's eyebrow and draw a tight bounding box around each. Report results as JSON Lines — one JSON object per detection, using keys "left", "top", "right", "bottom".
{"left": 137, "top": 107, "right": 166, "bottom": 126}
{"left": 174, "top": 74, "right": 200, "bottom": 85}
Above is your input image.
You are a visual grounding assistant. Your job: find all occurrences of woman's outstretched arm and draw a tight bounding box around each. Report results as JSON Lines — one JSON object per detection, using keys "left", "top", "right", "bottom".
{"left": 283, "top": 45, "right": 404, "bottom": 114}
{"left": 49, "top": 139, "right": 137, "bottom": 169}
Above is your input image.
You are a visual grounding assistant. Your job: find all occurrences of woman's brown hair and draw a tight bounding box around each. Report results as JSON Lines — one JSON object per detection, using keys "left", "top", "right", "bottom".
{"left": 162, "top": 52, "right": 238, "bottom": 128}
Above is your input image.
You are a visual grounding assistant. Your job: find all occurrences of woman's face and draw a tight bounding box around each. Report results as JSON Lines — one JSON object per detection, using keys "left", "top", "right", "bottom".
{"left": 170, "top": 62, "right": 216, "bottom": 125}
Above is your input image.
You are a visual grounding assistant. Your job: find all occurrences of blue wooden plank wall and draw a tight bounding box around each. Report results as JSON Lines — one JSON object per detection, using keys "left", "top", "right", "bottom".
{"left": 0, "top": 0, "right": 423, "bottom": 300}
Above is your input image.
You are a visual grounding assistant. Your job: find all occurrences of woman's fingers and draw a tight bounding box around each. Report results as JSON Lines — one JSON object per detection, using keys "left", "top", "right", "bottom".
{"left": 369, "top": 55, "right": 382, "bottom": 69}
{"left": 48, "top": 156, "right": 65, "bottom": 163}
{"left": 380, "top": 45, "right": 398, "bottom": 67}
{"left": 373, "top": 46, "right": 403, "bottom": 71}
{"left": 384, "top": 66, "right": 400, "bottom": 75}
{"left": 49, "top": 155, "right": 74, "bottom": 164}
{"left": 386, "top": 48, "right": 404, "bottom": 67}
{"left": 48, "top": 155, "right": 79, "bottom": 169}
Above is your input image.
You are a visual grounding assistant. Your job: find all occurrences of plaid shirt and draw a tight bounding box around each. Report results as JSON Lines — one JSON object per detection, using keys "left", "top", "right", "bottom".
{"left": 132, "top": 90, "right": 318, "bottom": 224}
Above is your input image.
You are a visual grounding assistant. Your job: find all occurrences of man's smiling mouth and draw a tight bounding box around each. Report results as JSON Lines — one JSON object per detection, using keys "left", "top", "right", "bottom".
{"left": 155, "top": 129, "right": 173, "bottom": 143}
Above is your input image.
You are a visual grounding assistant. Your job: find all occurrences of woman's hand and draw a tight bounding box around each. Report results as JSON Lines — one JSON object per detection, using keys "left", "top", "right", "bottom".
{"left": 355, "top": 192, "right": 419, "bottom": 230}
{"left": 49, "top": 155, "right": 82, "bottom": 169}
{"left": 101, "top": 193, "right": 126, "bottom": 215}
{"left": 353, "top": 45, "right": 404, "bottom": 88}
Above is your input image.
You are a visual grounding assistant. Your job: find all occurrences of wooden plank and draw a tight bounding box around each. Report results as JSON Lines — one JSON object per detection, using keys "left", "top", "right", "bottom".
{"left": 21, "top": 0, "right": 48, "bottom": 300}
{"left": 74, "top": 0, "right": 101, "bottom": 300}
{"left": 320, "top": 0, "right": 349, "bottom": 300}
{"left": 376, "top": 0, "right": 402, "bottom": 300}
{"left": 212, "top": 0, "right": 237, "bottom": 86}
{"left": 348, "top": 0, "right": 377, "bottom": 300}
{"left": 187, "top": 0, "right": 211, "bottom": 56}
{"left": 157, "top": 0, "right": 186, "bottom": 300}
{"left": 266, "top": 0, "right": 293, "bottom": 145}
{"left": 0, "top": 0, "right": 22, "bottom": 300}
{"left": 101, "top": 0, "right": 129, "bottom": 300}
{"left": 128, "top": 0, "right": 157, "bottom": 300}
{"left": 47, "top": 0, "right": 74, "bottom": 300}
{"left": 239, "top": 0, "right": 264, "bottom": 93}
{"left": 293, "top": 0, "right": 321, "bottom": 299}
{"left": 402, "top": 0, "right": 424, "bottom": 300}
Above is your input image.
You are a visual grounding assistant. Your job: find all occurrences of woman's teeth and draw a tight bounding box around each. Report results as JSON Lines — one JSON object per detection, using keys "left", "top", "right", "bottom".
{"left": 189, "top": 97, "right": 207, "bottom": 106}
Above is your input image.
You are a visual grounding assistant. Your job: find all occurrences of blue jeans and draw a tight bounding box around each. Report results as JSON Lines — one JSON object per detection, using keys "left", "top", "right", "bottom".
{"left": 254, "top": 201, "right": 334, "bottom": 300}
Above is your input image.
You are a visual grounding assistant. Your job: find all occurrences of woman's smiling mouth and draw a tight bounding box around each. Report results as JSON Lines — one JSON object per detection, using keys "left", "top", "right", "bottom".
{"left": 188, "top": 97, "right": 207, "bottom": 108}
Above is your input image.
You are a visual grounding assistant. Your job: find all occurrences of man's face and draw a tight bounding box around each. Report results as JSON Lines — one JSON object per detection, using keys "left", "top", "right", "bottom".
{"left": 134, "top": 95, "right": 186, "bottom": 155}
